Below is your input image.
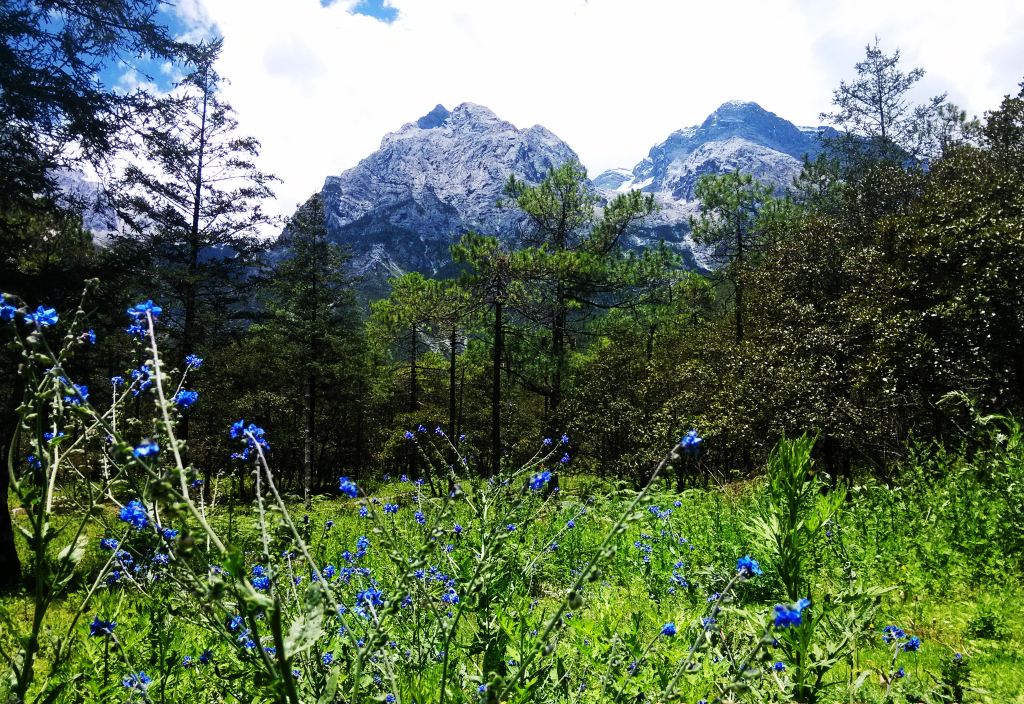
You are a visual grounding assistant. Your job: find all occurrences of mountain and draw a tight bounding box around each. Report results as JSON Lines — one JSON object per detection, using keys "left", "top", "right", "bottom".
{"left": 593, "top": 101, "right": 833, "bottom": 269}
{"left": 318, "top": 103, "right": 579, "bottom": 288}
{"left": 312, "top": 100, "right": 832, "bottom": 290}
{"left": 53, "top": 169, "right": 118, "bottom": 238}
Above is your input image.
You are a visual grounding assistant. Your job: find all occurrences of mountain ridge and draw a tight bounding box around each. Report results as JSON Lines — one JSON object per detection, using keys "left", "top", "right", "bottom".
{"left": 314, "top": 100, "right": 830, "bottom": 286}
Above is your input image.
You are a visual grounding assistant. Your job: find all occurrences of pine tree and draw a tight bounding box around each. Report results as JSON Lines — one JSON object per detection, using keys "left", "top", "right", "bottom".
{"left": 502, "top": 161, "right": 660, "bottom": 430}
{"left": 113, "top": 38, "right": 278, "bottom": 360}
{"left": 0, "top": 0, "right": 184, "bottom": 222}
{"left": 689, "top": 171, "right": 779, "bottom": 345}
{"left": 452, "top": 233, "right": 517, "bottom": 478}
{"left": 820, "top": 37, "right": 945, "bottom": 168}
{"left": 267, "top": 193, "right": 361, "bottom": 506}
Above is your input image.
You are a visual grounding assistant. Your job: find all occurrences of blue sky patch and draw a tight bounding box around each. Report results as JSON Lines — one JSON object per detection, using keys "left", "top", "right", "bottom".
{"left": 341, "top": 0, "right": 399, "bottom": 23}
{"left": 95, "top": 8, "right": 195, "bottom": 93}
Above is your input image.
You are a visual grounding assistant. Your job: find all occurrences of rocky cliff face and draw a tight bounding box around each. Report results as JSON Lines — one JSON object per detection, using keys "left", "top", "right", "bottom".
{"left": 319, "top": 103, "right": 580, "bottom": 283}
{"left": 593, "top": 101, "right": 832, "bottom": 269}
{"left": 315, "top": 100, "right": 831, "bottom": 285}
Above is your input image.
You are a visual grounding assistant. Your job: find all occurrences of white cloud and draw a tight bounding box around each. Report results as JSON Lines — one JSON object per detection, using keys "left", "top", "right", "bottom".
{"left": 174, "top": 0, "right": 1024, "bottom": 218}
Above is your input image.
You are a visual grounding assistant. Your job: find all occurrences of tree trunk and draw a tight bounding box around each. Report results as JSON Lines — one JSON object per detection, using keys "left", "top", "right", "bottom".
{"left": 409, "top": 325, "right": 420, "bottom": 482}
{"left": 734, "top": 210, "right": 745, "bottom": 345}
{"left": 548, "top": 289, "right": 566, "bottom": 494}
{"left": 491, "top": 301, "right": 503, "bottom": 478}
{"left": 180, "top": 64, "right": 210, "bottom": 467}
{"left": 0, "top": 453, "right": 21, "bottom": 590}
{"left": 448, "top": 324, "right": 458, "bottom": 465}
{"left": 303, "top": 372, "right": 315, "bottom": 509}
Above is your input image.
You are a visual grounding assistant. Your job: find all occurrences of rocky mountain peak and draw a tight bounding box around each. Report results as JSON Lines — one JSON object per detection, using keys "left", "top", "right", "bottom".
{"left": 318, "top": 102, "right": 580, "bottom": 290}
{"left": 415, "top": 104, "right": 450, "bottom": 129}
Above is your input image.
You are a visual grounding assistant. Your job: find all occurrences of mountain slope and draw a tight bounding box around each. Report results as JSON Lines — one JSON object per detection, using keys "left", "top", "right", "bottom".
{"left": 594, "top": 101, "right": 831, "bottom": 268}
{"left": 319, "top": 103, "right": 580, "bottom": 284}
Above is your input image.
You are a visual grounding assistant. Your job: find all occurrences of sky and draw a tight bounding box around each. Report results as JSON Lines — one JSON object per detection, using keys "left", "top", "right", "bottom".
{"left": 143, "top": 0, "right": 1024, "bottom": 217}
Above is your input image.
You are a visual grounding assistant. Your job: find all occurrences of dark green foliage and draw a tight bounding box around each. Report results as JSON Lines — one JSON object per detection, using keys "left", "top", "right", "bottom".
{"left": 112, "top": 38, "right": 278, "bottom": 357}
{"left": 0, "top": 0, "right": 184, "bottom": 218}
{"left": 263, "top": 193, "right": 364, "bottom": 502}
{"left": 819, "top": 37, "right": 946, "bottom": 168}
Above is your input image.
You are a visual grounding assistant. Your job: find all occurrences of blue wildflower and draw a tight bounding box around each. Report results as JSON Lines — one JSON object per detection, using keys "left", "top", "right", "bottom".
{"left": 199, "top": 649, "right": 213, "bottom": 665}
{"left": 100, "top": 537, "right": 119, "bottom": 551}
{"left": 567, "top": 519, "right": 575, "bottom": 528}
{"left": 773, "top": 598, "right": 810, "bottom": 629}
{"left": 338, "top": 476, "right": 359, "bottom": 498}
{"left": 736, "top": 555, "right": 763, "bottom": 577}
{"left": 63, "top": 383, "right": 89, "bottom": 405}
{"left": 185, "top": 354, "right": 203, "bottom": 368}
{"left": 229, "top": 419, "right": 269, "bottom": 459}
{"left": 384, "top": 503, "right": 398, "bottom": 514}
{"left": 89, "top": 617, "right": 116, "bottom": 637}
{"left": 122, "top": 672, "right": 152, "bottom": 691}
{"left": 127, "top": 299, "right": 162, "bottom": 321}
{"left": 133, "top": 439, "right": 159, "bottom": 459}
{"left": 130, "top": 365, "right": 153, "bottom": 396}
{"left": 680, "top": 429, "right": 703, "bottom": 455}
{"left": 901, "top": 636, "right": 921, "bottom": 652}
{"left": 162, "top": 528, "right": 178, "bottom": 540}
{"left": 181, "top": 655, "right": 194, "bottom": 668}
{"left": 882, "top": 625, "right": 907, "bottom": 644}
{"left": 773, "top": 661, "right": 786, "bottom": 672}
{"left": 118, "top": 500, "right": 149, "bottom": 530}
{"left": 414, "top": 511, "right": 426, "bottom": 525}
{"left": 25, "top": 305, "right": 58, "bottom": 328}
{"left": 529, "top": 470, "right": 552, "bottom": 491}
{"left": 0, "top": 300, "right": 16, "bottom": 322}
{"left": 84, "top": 329, "right": 96, "bottom": 344}
{"left": 321, "top": 652, "right": 334, "bottom": 666}
{"left": 356, "top": 586, "right": 384, "bottom": 608}
{"left": 174, "top": 390, "right": 199, "bottom": 408}
{"left": 111, "top": 375, "right": 125, "bottom": 386}
{"left": 661, "top": 622, "right": 677, "bottom": 637}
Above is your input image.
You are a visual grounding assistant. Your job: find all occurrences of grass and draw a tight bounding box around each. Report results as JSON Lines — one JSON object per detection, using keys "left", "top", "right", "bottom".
{"left": 4, "top": 438, "right": 1023, "bottom": 703}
